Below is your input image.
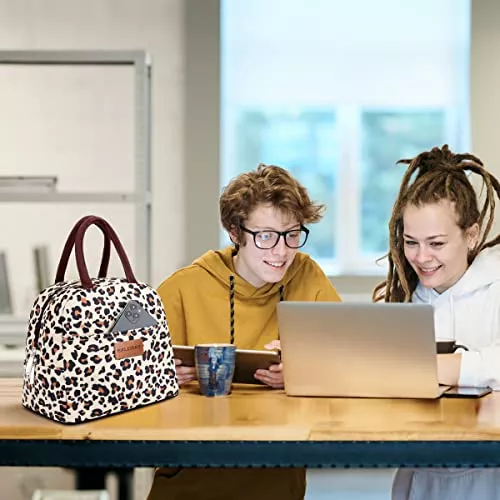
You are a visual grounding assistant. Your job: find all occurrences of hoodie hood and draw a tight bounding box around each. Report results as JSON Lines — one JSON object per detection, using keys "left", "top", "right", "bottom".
{"left": 192, "top": 246, "right": 306, "bottom": 299}
{"left": 157, "top": 244, "right": 340, "bottom": 350}
{"left": 413, "top": 246, "right": 500, "bottom": 304}
{"left": 411, "top": 246, "right": 500, "bottom": 389}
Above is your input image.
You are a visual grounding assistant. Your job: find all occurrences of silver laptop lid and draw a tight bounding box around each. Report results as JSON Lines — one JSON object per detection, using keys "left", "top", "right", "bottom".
{"left": 277, "top": 302, "right": 441, "bottom": 399}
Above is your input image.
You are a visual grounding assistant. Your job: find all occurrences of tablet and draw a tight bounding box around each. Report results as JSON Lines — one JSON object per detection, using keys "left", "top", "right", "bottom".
{"left": 172, "top": 345, "right": 281, "bottom": 384}
{"left": 173, "top": 345, "right": 195, "bottom": 366}
{"left": 234, "top": 349, "right": 281, "bottom": 384}
{"left": 443, "top": 386, "right": 492, "bottom": 398}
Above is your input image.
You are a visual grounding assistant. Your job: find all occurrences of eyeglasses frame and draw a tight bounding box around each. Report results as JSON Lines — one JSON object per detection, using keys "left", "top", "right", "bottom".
{"left": 239, "top": 224, "right": 310, "bottom": 249}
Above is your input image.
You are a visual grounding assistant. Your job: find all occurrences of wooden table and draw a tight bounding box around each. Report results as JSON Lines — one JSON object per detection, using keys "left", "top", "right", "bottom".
{"left": 2, "top": 378, "right": 500, "bottom": 470}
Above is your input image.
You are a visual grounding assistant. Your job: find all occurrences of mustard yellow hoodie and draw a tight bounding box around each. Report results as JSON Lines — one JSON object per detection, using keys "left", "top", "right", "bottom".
{"left": 157, "top": 246, "right": 341, "bottom": 349}
{"left": 149, "top": 247, "right": 341, "bottom": 500}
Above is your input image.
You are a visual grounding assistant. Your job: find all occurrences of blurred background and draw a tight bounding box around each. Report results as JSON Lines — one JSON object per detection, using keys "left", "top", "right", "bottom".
{"left": 0, "top": 0, "right": 498, "bottom": 498}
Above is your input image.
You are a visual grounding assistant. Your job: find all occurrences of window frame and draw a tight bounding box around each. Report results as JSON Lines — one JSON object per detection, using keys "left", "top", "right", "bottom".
{"left": 189, "top": 0, "right": 471, "bottom": 279}
{"left": 221, "top": 103, "right": 468, "bottom": 276}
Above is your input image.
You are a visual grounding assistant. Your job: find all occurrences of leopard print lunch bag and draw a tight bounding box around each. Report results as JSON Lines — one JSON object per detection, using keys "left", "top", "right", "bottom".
{"left": 22, "top": 215, "right": 179, "bottom": 424}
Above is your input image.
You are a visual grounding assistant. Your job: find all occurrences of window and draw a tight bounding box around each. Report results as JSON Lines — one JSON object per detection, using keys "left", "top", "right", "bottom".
{"left": 221, "top": 0, "right": 470, "bottom": 274}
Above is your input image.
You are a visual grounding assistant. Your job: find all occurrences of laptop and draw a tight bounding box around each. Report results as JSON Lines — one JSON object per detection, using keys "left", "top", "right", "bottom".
{"left": 277, "top": 302, "right": 448, "bottom": 399}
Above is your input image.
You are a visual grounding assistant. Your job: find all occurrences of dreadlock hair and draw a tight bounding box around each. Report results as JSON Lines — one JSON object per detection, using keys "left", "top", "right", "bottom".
{"left": 373, "top": 144, "right": 500, "bottom": 303}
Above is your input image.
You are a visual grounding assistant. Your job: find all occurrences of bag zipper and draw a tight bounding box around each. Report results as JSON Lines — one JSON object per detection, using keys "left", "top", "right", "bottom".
{"left": 26, "top": 284, "right": 71, "bottom": 385}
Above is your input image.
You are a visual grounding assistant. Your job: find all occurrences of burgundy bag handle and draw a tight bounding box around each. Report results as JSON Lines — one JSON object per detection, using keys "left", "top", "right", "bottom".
{"left": 55, "top": 215, "right": 111, "bottom": 284}
{"left": 74, "top": 216, "right": 138, "bottom": 289}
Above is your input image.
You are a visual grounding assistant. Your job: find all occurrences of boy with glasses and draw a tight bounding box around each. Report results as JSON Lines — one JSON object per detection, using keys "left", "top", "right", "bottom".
{"left": 147, "top": 164, "right": 341, "bottom": 500}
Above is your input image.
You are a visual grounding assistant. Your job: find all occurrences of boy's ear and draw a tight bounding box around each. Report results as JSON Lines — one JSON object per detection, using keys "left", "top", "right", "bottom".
{"left": 229, "top": 226, "right": 239, "bottom": 246}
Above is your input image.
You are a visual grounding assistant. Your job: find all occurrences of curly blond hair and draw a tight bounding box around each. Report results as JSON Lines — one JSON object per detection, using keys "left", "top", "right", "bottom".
{"left": 220, "top": 163, "right": 324, "bottom": 246}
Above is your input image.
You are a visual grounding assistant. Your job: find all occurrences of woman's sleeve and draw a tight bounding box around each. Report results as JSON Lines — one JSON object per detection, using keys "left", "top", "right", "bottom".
{"left": 458, "top": 291, "right": 500, "bottom": 389}
{"left": 459, "top": 340, "right": 500, "bottom": 390}
{"left": 157, "top": 276, "right": 187, "bottom": 346}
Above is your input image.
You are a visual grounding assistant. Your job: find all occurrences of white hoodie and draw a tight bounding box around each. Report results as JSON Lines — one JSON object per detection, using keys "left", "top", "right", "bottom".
{"left": 412, "top": 246, "right": 500, "bottom": 389}
{"left": 308, "top": 248, "right": 500, "bottom": 500}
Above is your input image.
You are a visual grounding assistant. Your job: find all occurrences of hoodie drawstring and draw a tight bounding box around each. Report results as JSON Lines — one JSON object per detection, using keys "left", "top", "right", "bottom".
{"left": 229, "top": 275, "right": 235, "bottom": 344}
{"left": 228, "top": 277, "right": 285, "bottom": 345}
{"left": 278, "top": 285, "right": 284, "bottom": 340}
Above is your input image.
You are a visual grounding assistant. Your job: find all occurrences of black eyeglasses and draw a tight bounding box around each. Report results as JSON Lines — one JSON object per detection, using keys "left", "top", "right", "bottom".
{"left": 239, "top": 224, "right": 309, "bottom": 249}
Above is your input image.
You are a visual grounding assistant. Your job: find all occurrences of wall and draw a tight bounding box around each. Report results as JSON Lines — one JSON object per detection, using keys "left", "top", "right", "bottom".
{"left": 0, "top": 0, "right": 187, "bottom": 317}
{"left": 470, "top": 0, "right": 500, "bottom": 237}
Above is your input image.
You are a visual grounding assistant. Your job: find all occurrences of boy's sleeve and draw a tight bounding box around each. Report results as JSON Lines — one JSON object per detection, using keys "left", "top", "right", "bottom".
{"left": 157, "top": 276, "right": 187, "bottom": 345}
{"left": 310, "top": 261, "right": 342, "bottom": 302}
{"left": 315, "top": 276, "right": 342, "bottom": 302}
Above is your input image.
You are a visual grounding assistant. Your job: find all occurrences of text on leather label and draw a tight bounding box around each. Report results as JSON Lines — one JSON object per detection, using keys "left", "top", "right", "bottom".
{"left": 114, "top": 339, "right": 144, "bottom": 360}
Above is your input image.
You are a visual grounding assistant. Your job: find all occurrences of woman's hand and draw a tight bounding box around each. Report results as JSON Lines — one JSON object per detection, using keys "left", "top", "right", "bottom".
{"left": 174, "top": 358, "right": 197, "bottom": 386}
{"left": 437, "top": 353, "right": 462, "bottom": 386}
{"left": 253, "top": 340, "right": 283, "bottom": 389}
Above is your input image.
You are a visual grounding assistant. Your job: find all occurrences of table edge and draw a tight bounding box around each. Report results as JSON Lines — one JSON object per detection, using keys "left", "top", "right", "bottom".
{"left": 2, "top": 439, "right": 500, "bottom": 468}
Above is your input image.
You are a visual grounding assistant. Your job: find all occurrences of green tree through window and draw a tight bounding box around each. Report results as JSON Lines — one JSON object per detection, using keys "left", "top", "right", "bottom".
{"left": 361, "top": 111, "right": 445, "bottom": 254}
{"left": 235, "top": 110, "right": 338, "bottom": 259}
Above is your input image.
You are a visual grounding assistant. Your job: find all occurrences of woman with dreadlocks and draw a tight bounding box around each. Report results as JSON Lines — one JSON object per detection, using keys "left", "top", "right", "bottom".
{"left": 374, "top": 144, "right": 500, "bottom": 499}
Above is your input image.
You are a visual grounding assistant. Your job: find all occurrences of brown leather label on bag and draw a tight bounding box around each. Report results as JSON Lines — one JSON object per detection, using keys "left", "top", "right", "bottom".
{"left": 114, "top": 339, "right": 144, "bottom": 360}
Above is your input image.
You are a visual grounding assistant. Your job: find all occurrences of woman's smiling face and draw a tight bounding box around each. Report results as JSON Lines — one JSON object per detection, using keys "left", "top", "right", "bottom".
{"left": 402, "top": 200, "right": 479, "bottom": 293}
